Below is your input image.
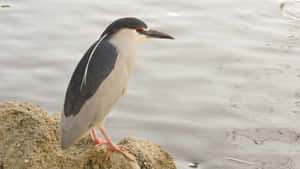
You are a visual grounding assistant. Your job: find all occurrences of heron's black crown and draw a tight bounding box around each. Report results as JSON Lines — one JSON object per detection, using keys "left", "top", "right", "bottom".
{"left": 101, "top": 17, "right": 148, "bottom": 38}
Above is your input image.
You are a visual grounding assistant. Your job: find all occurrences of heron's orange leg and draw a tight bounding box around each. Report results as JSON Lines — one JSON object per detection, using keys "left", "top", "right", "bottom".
{"left": 89, "top": 128, "right": 134, "bottom": 161}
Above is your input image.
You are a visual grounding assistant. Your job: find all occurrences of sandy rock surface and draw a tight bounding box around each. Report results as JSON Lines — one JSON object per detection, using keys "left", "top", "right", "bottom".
{"left": 0, "top": 101, "right": 177, "bottom": 169}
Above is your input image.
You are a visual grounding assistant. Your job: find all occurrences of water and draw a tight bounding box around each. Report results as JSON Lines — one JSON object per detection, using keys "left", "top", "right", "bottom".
{"left": 1, "top": 0, "right": 300, "bottom": 168}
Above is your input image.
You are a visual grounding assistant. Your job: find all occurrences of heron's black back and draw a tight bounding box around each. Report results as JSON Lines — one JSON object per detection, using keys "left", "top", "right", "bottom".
{"left": 63, "top": 40, "right": 117, "bottom": 117}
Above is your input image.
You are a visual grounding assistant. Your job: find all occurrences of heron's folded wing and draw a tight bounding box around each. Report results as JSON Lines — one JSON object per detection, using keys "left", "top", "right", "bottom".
{"left": 63, "top": 40, "right": 118, "bottom": 117}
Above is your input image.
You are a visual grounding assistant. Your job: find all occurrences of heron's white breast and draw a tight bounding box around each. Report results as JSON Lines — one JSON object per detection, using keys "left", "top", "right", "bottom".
{"left": 108, "top": 28, "right": 141, "bottom": 76}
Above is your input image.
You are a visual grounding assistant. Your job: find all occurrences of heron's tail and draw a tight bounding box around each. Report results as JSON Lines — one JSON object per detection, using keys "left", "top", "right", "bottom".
{"left": 60, "top": 113, "right": 89, "bottom": 150}
{"left": 60, "top": 128, "right": 74, "bottom": 149}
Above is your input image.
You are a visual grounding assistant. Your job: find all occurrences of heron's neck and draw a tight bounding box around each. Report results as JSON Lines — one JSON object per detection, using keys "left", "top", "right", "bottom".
{"left": 108, "top": 29, "right": 138, "bottom": 75}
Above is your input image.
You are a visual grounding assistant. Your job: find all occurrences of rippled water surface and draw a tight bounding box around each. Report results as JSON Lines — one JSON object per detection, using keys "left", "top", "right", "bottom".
{"left": 1, "top": 0, "right": 300, "bottom": 168}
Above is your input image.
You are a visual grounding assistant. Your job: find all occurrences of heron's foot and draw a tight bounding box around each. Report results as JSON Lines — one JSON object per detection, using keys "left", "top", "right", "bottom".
{"left": 101, "top": 143, "right": 134, "bottom": 161}
{"left": 90, "top": 128, "right": 134, "bottom": 161}
{"left": 95, "top": 142, "right": 133, "bottom": 154}
{"left": 94, "top": 141, "right": 134, "bottom": 161}
{"left": 94, "top": 138, "right": 107, "bottom": 146}
{"left": 90, "top": 129, "right": 106, "bottom": 145}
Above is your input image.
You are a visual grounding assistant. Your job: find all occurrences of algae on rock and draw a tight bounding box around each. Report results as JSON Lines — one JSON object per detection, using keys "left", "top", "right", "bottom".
{"left": 0, "top": 101, "right": 177, "bottom": 169}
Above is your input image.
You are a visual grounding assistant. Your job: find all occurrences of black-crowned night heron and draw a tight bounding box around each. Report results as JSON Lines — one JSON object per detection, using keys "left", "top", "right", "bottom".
{"left": 60, "top": 17, "right": 174, "bottom": 160}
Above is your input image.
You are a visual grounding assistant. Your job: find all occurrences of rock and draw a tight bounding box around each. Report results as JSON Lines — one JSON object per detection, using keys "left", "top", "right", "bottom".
{"left": 0, "top": 101, "right": 177, "bottom": 169}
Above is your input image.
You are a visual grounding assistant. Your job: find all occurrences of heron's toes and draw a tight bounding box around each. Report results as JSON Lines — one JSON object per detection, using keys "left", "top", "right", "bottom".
{"left": 104, "top": 144, "right": 135, "bottom": 161}
{"left": 94, "top": 139, "right": 109, "bottom": 151}
{"left": 117, "top": 145, "right": 134, "bottom": 155}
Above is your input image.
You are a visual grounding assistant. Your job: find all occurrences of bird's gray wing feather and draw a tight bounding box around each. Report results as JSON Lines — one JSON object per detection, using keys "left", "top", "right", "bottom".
{"left": 63, "top": 40, "right": 117, "bottom": 118}
{"left": 60, "top": 39, "right": 117, "bottom": 149}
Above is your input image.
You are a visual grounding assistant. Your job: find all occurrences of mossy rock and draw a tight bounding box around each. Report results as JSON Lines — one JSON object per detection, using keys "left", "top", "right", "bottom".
{"left": 0, "top": 101, "right": 176, "bottom": 169}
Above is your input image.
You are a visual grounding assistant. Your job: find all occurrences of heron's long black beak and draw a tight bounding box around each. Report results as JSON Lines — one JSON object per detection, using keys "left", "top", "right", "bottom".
{"left": 142, "top": 29, "right": 174, "bottom": 39}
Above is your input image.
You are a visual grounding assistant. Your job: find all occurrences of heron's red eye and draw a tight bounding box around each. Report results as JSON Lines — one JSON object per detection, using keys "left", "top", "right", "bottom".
{"left": 136, "top": 27, "right": 143, "bottom": 32}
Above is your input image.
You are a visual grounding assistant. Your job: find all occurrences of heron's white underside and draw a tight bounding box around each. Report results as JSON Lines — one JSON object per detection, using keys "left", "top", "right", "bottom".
{"left": 61, "top": 29, "right": 146, "bottom": 148}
